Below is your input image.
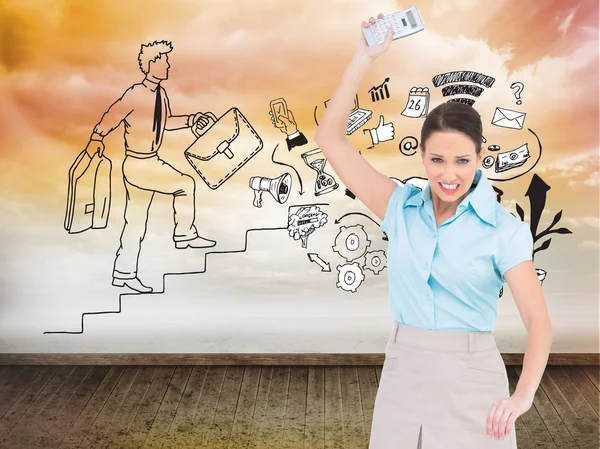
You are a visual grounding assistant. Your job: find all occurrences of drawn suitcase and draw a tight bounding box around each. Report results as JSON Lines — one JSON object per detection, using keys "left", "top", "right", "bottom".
{"left": 184, "top": 108, "right": 263, "bottom": 190}
{"left": 64, "top": 150, "right": 112, "bottom": 234}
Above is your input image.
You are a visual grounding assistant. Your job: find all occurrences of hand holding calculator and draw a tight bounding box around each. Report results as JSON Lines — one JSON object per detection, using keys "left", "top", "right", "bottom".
{"left": 362, "top": 7, "right": 425, "bottom": 46}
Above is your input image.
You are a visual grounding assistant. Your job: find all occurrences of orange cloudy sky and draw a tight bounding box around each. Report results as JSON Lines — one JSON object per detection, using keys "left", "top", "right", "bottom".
{"left": 0, "top": 0, "right": 598, "bottom": 299}
{"left": 1, "top": 0, "right": 598, "bottom": 184}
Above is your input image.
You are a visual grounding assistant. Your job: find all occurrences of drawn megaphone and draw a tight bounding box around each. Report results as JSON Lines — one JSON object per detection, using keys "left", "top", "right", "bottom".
{"left": 249, "top": 173, "right": 292, "bottom": 208}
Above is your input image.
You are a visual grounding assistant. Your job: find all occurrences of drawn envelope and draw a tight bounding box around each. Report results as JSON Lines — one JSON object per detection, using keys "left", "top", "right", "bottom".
{"left": 491, "top": 107, "right": 526, "bottom": 130}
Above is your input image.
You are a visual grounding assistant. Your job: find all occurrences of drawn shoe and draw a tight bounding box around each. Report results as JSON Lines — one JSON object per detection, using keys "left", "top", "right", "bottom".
{"left": 112, "top": 277, "right": 153, "bottom": 293}
{"left": 175, "top": 236, "right": 216, "bottom": 249}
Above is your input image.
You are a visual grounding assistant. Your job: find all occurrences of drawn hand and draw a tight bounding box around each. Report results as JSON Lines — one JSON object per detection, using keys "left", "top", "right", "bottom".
{"left": 189, "top": 112, "right": 211, "bottom": 132}
{"left": 358, "top": 13, "right": 394, "bottom": 62}
{"left": 367, "top": 115, "right": 395, "bottom": 144}
{"left": 270, "top": 109, "right": 298, "bottom": 135}
{"left": 85, "top": 139, "right": 104, "bottom": 157}
{"left": 486, "top": 391, "right": 533, "bottom": 441}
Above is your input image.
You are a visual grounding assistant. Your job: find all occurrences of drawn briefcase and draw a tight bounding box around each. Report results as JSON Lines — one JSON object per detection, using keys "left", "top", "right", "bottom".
{"left": 184, "top": 108, "right": 263, "bottom": 190}
{"left": 64, "top": 150, "right": 112, "bottom": 234}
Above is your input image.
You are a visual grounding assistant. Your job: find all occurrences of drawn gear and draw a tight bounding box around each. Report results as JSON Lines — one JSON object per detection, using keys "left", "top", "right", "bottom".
{"left": 332, "top": 225, "right": 371, "bottom": 262}
{"left": 362, "top": 250, "right": 387, "bottom": 275}
{"left": 336, "top": 262, "right": 365, "bottom": 293}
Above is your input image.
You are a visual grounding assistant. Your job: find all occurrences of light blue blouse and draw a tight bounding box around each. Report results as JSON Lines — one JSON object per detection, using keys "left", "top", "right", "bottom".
{"left": 382, "top": 169, "right": 534, "bottom": 332}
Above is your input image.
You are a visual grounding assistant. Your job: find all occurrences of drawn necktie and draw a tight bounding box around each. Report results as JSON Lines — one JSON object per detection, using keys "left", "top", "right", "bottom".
{"left": 152, "top": 86, "right": 162, "bottom": 146}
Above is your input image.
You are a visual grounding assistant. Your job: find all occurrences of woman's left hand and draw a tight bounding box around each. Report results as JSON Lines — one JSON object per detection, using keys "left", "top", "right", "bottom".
{"left": 486, "top": 391, "right": 533, "bottom": 440}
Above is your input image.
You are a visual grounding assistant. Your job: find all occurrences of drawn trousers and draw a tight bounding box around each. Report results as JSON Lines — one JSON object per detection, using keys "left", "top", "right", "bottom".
{"left": 113, "top": 154, "right": 198, "bottom": 280}
{"left": 369, "top": 321, "right": 517, "bottom": 448}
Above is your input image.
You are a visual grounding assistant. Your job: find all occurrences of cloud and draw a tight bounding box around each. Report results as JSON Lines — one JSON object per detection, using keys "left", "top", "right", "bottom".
{"left": 558, "top": 7, "right": 578, "bottom": 36}
{"left": 577, "top": 240, "right": 600, "bottom": 250}
{"left": 536, "top": 149, "right": 599, "bottom": 188}
{"left": 562, "top": 216, "right": 600, "bottom": 229}
{"left": 537, "top": 149, "right": 598, "bottom": 173}
{"left": 568, "top": 172, "right": 599, "bottom": 189}
{"left": 431, "top": 0, "right": 479, "bottom": 18}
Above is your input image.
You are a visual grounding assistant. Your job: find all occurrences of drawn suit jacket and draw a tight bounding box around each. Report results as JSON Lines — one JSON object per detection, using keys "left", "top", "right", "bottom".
{"left": 64, "top": 150, "right": 112, "bottom": 234}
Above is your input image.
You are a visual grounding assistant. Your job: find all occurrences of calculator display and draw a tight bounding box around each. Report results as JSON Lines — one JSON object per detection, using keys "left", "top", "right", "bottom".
{"left": 406, "top": 11, "right": 417, "bottom": 28}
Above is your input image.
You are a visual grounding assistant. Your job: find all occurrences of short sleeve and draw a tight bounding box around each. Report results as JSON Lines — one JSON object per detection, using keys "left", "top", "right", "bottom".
{"left": 496, "top": 221, "right": 534, "bottom": 281}
{"left": 381, "top": 184, "right": 406, "bottom": 237}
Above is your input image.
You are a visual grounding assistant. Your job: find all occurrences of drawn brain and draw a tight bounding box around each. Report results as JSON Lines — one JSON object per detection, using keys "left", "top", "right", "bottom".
{"left": 288, "top": 206, "right": 328, "bottom": 248}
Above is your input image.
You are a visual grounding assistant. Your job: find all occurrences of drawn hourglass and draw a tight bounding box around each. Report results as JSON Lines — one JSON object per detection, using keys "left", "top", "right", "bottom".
{"left": 301, "top": 148, "right": 339, "bottom": 196}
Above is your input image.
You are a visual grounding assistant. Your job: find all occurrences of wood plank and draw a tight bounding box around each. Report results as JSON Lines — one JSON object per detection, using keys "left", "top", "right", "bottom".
{"left": 141, "top": 366, "right": 192, "bottom": 449}
{"left": 102, "top": 366, "right": 158, "bottom": 448}
{"left": 26, "top": 365, "right": 93, "bottom": 449}
{"left": 0, "top": 363, "right": 598, "bottom": 449}
{"left": 247, "top": 367, "right": 273, "bottom": 449}
{"left": 184, "top": 366, "right": 226, "bottom": 448}
{"left": 280, "top": 366, "right": 308, "bottom": 449}
{"left": 77, "top": 366, "right": 139, "bottom": 449}
{"left": 0, "top": 367, "right": 25, "bottom": 399}
{"left": 510, "top": 366, "right": 561, "bottom": 448}
{"left": 227, "top": 366, "right": 261, "bottom": 449}
{"left": 0, "top": 366, "right": 44, "bottom": 418}
{"left": 339, "top": 367, "right": 366, "bottom": 449}
{"left": 544, "top": 366, "right": 599, "bottom": 448}
{"left": 582, "top": 365, "right": 600, "bottom": 391}
{"left": 304, "top": 366, "right": 324, "bottom": 449}
{"left": 120, "top": 366, "right": 176, "bottom": 449}
{"left": 0, "top": 366, "right": 76, "bottom": 448}
{"left": 505, "top": 367, "right": 535, "bottom": 449}
{"left": 0, "top": 367, "right": 59, "bottom": 438}
{"left": 252, "top": 366, "right": 289, "bottom": 449}
{"left": 357, "top": 367, "right": 378, "bottom": 445}
{"left": 324, "top": 367, "right": 344, "bottom": 449}
{"left": 513, "top": 366, "right": 570, "bottom": 448}
{"left": 563, "top": 366, "right": 600, "bottom": 416}
{"left": 375, "top": 366, "right": 381, "bottom": 386}
{"left": 57, "top": 366, "right": 126, "bottom": 448}
{"left": 203, "top": 366, "right": 245, "bottom": 449}
{"left": 43, "top": 366, "right": 110, "bottom": 446}
{"left": 548, "top": 366, "right": 599, "bottom": 420}
{"left": 161, "top": 366, "right": 209, "bottom": 448}
{"left": 2, "top": 352, "right": 598, "bottom": 365}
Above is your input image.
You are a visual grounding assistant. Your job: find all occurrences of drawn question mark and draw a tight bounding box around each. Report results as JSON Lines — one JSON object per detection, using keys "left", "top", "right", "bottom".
{"left": 510, "top": 82, "right": 524, "bottom": 105}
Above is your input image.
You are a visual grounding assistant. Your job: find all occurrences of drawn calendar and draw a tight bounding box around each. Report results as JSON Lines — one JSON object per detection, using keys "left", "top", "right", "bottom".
{"left": 401, "top": 87, "right": 430, "bottom": 118}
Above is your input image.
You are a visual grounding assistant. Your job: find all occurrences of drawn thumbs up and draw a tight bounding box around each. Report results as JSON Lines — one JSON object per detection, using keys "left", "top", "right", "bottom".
{"left": 367, "top": 115, "right": 395, "bottom": 145}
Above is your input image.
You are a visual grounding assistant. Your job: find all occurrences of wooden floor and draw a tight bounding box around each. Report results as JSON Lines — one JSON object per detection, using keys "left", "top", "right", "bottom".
{"left": 0, "top": 365, "right": 598, "bottom": 448}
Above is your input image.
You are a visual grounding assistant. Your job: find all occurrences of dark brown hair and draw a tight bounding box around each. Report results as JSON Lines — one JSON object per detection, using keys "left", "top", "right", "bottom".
{"left": 420, "top": 102, "right": 483, "bottom": 154}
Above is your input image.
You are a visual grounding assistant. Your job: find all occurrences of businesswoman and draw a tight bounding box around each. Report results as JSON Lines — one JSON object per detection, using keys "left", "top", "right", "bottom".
{"left": 314, "top": 14, "right": 553, "bottom": 449}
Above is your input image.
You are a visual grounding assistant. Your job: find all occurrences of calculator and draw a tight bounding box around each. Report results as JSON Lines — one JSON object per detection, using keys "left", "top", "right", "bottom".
{"left": 362, "top": 7, "right": 425, "bottom": 46}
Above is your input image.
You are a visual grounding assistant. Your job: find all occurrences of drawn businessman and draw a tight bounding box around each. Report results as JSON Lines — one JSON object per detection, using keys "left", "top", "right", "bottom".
{"left": 85, "top": 40, "right": 216, "bottom": 294}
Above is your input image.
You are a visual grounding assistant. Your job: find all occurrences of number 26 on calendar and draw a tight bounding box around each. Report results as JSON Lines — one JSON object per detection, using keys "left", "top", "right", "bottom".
{"left": 401, "top": 87, "right": 430, "bottom": 118}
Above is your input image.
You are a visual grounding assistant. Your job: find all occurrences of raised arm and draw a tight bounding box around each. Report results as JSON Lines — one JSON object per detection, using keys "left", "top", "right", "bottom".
{"left": 314, "top": 14, "right": 397, "bottom": 221}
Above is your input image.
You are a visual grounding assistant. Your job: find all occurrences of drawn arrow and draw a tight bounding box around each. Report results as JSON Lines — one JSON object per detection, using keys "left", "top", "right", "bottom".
{"left": 335, "top": 212, "right": 380, "bottom": 227}
{"left": 525, "top": 173, "right": 550, "bottom": 241}
{"left": 271, "top": 143, "right": 304, "bottom": 195}
{"left": 307, "top": 253, "right": 331, "bottom": 272}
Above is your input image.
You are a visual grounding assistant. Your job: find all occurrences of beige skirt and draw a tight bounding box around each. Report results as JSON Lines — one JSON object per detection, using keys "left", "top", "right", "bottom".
{"left": 369, "top": 321, "right": 517, "bottom": 449}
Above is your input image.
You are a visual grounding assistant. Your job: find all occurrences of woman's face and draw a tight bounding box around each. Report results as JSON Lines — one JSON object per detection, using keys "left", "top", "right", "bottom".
{"left": 420, "top": 130, "right": 485, "bottom": 203}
